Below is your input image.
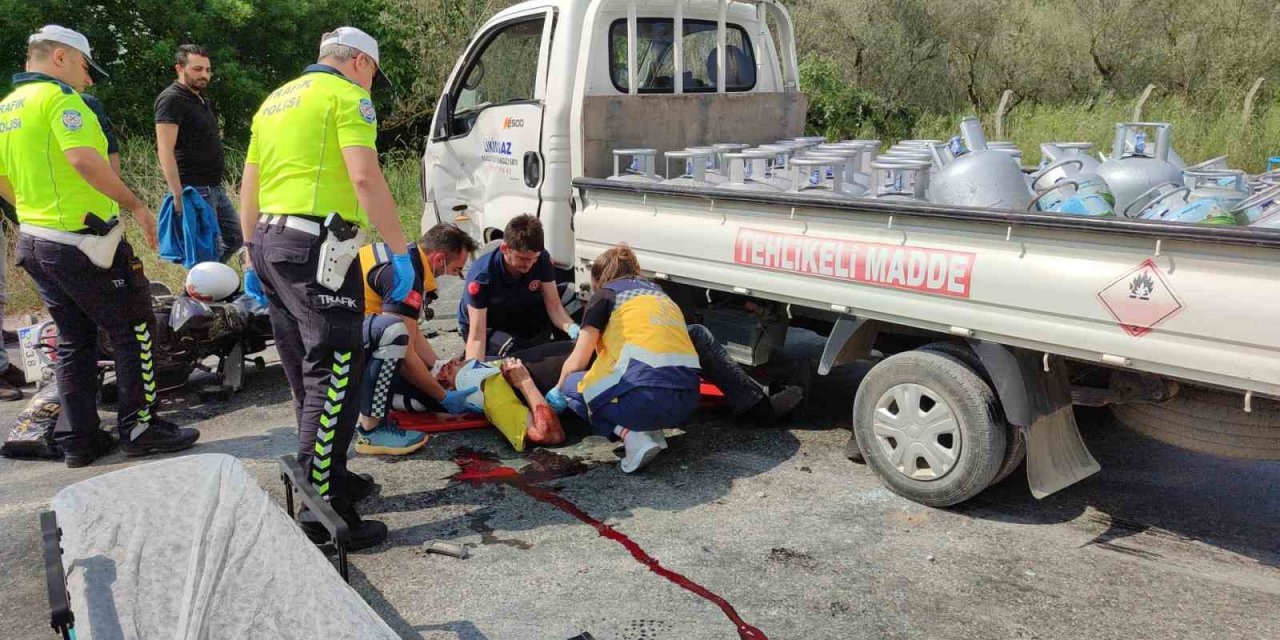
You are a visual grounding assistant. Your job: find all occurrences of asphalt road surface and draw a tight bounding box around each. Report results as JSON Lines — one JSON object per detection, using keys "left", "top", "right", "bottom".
{"left": 1, "top": 280, "right": 1277, "bottom": 640}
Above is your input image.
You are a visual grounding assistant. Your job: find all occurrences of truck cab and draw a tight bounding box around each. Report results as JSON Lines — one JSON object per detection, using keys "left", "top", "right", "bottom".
{"left": 422, "top": 0, "right": 804, "bottom": 272}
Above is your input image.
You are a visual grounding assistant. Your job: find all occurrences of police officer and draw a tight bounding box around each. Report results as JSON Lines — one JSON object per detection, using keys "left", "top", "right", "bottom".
{"left": 239, "top": 27, "right": 415, "bottom": 549}
{"left": 0, "top": 26, "right": 200, "bottom": 467}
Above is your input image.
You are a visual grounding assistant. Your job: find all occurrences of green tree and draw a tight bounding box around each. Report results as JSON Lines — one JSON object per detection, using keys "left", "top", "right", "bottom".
{"left": 799, "top": 55, "right": 917, "bottom": 141}
{"left": 0, "top": 0, "right": 384, "bottom": 146}
{"left": 375, "top": 0, "right": 516, "bottom": 147}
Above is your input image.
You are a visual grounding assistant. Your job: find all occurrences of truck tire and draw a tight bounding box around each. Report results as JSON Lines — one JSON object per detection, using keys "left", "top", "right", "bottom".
{"left": 919, "top": 342, "right": 1026, "bottom": 485}
{"left": 1111, "top": 385, "right": 1280, "bottom": 460}
{"left": 853, "top": 350, "right": 1007, "bottom": 507}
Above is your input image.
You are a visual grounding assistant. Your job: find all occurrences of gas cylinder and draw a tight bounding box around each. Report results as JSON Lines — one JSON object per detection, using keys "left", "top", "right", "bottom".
{"left": 608, "top": 148, "right": 660, "bottom": 183}
{"left": 871, "top": 159, "right": 931, "bottom": 202}
{"left": 1236, "top": 183, "right": 1280, "bottom": 226}
{"left": 720, "top": 150, "right": 782, "bottom": 192}
{"left": 754, "top": 144, "right": 801, "bottom": 190}
{"left": 1030, "top": 180, "right": 1114, "bottom": 217}
{"left": 1184, "top": 169, "right": 1249, "bottom": 209}
{"left": 1095, "top": 123, "right": 1184, "bottom": 216}
{"left": 786, "top": 156, "right": 848, "bottom": 198}
{"left": 1030, "top": 157, "right": 1114, "bottom": 211}
{"left": 660, "top": 149, "right": 715, "bottom": 186}
{"left": 1039, "top": 142, "right": 1101, "bottom": 173}
{"left": 987, "top": 141, "right": 1024, "bottom": 167}
{"left": 685, "top": 146, "right": 728, "bottom": 184}
{"left": 927, "top": 117, "right": 1033, "bottom": 210}
{"left": 809, "top": 146, "right": 869, "bottom": 196}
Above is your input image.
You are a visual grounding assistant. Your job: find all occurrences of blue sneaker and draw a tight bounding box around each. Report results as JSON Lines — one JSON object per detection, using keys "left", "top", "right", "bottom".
{"left": 355, "top": 419, "right": 428, "bottom": 456}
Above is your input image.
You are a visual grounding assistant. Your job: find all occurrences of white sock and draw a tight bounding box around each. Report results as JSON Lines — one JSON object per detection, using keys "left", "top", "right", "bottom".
{"left": 613, "top": 425, "right": 630, "bottom": 440}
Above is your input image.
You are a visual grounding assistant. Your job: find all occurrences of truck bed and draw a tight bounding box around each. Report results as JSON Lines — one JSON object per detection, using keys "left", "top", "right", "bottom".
{"left": 572, "top": 178, "right": 1280, "bottom": 398}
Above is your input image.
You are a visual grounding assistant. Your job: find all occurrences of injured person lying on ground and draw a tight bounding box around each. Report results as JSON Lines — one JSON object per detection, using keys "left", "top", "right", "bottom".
{"left": 359, "top": 320, "right": 804, "bottom": 466}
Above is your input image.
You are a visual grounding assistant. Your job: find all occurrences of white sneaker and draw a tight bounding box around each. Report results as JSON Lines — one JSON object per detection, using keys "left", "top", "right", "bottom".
{"left": 620, "top": 429, "right": 667, "bottom": 474}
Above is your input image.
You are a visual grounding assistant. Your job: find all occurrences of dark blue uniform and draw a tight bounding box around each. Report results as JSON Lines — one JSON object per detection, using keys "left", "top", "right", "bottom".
{"left": 457, "top": 248, "right": 557, "bottom": 356}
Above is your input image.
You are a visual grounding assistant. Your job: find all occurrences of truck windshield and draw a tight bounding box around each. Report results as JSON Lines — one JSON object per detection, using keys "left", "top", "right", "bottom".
{"left": 609, "top": 18, "right": 756, "bottom": 94}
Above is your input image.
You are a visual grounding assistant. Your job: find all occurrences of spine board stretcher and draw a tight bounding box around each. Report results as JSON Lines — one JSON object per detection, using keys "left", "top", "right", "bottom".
{"left": 391, "top": 381, "right": 727, "bottom": 433}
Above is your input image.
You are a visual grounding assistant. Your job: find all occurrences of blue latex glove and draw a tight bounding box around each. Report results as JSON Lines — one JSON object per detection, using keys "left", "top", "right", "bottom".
{"left": 545, "top": 387, "right": 569, "bottom": 414}
{"left": 243, "top": 269, "right": 268, "bottom": 306}
{"left": 565, "top": 323, "right": 581, "bottom": 340}
{"left": 442, "top": 387, "right": 481, "bottom": 414}
{"left": 388, "top": 251, "right": 415, "bottom": 302}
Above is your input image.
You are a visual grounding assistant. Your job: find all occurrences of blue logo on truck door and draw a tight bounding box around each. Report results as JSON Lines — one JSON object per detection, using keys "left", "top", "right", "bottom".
{"left": 482, "top": 139, "right": 514, "bottom": 155}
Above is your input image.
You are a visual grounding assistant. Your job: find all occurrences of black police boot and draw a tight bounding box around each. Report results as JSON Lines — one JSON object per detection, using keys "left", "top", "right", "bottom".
{"left": 344, "top": 471, "right": 378, "bottom": 503}
{"left": 298, "top": 500, "right": 388, "bottom": 551}
{"left": 64, "top": 430, "right": 118, "bottom": 468}
{"left": 120, "top": 419, "right": 201, "bottom": 457}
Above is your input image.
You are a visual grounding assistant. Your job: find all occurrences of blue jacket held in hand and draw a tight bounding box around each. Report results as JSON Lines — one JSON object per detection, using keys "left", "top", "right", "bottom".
{"left": 159, "top": 186, "right": 221, "bottom": 269}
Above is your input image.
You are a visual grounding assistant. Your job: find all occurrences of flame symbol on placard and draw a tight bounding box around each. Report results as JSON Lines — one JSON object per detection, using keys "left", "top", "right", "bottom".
{"left": 1129, "top": 272, "right": 1155, "bottom": 300}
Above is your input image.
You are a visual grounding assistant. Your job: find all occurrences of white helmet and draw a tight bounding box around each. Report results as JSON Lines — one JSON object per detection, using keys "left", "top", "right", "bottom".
{"left": 185, "top": 262, "right": 240, "bottom": 302}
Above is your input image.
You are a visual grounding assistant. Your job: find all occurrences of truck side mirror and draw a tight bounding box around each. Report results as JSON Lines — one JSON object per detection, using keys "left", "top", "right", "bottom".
{"left": 433, "top": 94, "right": 455, "bottom": 141}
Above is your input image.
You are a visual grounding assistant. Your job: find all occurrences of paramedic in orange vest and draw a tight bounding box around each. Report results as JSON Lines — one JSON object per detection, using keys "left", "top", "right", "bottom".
{"left": 354, "top": 223, "right": 478, "bottom": 456}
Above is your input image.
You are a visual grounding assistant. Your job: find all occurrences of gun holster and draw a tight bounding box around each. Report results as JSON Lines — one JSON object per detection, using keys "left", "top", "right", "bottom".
{"left": 315, "top": 213, "right": 366, "bottom": 292}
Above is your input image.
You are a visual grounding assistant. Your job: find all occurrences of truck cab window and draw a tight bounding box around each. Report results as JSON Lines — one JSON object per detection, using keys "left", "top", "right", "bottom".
{"left": 452, "top": 16, "right": 545, "bottom": 132}
{"left": 609, "top": 18, "right": 756, "bottom": 94}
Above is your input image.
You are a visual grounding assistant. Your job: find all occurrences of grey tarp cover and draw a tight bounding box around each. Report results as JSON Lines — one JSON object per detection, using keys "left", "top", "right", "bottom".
{"left": 50, "top": 453, "right": 400, "bottom": 640}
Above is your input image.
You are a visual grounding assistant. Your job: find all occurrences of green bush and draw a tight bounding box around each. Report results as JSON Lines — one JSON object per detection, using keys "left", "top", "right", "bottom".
{"left": 799, "top": 55, "right": 918, "bottom": 141}
{"left": 0, "top": 0, "right": 388, "bottom": 143}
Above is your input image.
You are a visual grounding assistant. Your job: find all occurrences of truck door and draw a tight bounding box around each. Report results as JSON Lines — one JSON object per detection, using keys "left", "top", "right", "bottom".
{"left": 423, "top": 9, "right": 553, "bottom": 242}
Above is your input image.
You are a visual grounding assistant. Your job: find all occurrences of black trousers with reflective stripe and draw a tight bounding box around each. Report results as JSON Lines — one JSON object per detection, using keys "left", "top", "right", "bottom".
{"left": 250, "top": 222, "right": 365, "bottom": 502}
{"left": 16, "top": 234, "right": 155, "bottom": 454}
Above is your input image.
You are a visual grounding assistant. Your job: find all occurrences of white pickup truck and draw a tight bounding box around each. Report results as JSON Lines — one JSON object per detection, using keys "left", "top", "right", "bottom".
{"left": 422, "top": 0, "right": 1280, "bottom": 507}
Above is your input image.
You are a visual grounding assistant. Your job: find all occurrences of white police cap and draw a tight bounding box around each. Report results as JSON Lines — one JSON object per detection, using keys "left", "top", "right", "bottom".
{"left": 320, "top": 26, "right": 391, "bottom": 89}
{"left": 29, "top": 25, "right": 108, "bottom": 78}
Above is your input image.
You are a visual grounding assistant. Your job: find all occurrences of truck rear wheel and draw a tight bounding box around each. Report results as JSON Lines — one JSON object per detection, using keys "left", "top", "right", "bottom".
{"left": 853, "top": 350, "right": 1007, "bottom": 507}
{"left": 1111, "top": 385, "right": 1280, "bottom": 460}
{"left": 919, "top": 342, "right": 1026, "bottom": 485}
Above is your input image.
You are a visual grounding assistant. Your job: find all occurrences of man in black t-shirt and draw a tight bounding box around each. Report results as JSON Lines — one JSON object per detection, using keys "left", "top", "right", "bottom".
{"left": 154, "top": 44, "right": 240, "bottom": 263}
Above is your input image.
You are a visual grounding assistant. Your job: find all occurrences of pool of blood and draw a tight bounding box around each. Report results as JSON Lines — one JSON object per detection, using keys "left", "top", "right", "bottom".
{"left": 450, "top": 448, "right": 767, "bottom": 640}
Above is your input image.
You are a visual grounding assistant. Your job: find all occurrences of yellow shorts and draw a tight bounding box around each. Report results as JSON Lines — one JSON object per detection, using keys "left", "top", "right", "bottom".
{"left": 481, "top": 375, "right": 529, "bottom": 452}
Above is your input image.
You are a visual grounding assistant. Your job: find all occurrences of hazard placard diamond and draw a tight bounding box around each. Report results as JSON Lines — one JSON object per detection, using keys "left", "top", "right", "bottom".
{"left": 1096, "top": 259, "right": 1183, "bottom": 338}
